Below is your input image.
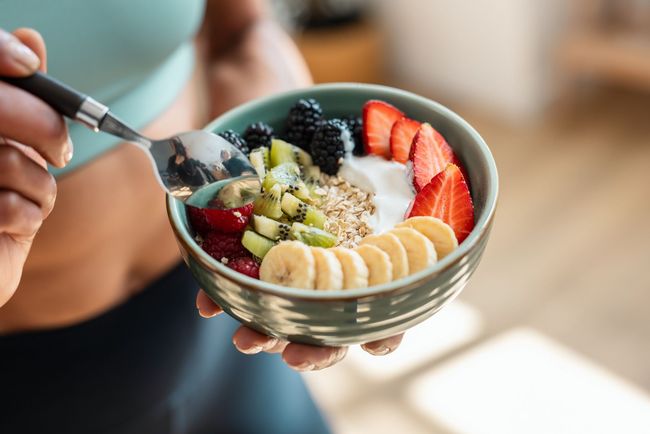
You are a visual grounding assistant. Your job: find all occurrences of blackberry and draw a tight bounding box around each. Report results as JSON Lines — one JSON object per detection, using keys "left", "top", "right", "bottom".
{"left": 243, "top": 122, "right": 274, "bottom": 151}
{"left": 284, "top": 98, "right": 323, "bottom": 150}
{"left": 343, "top": 115, "right": 365, "bottom": 156}
{"left": 218, "top": 129, "right": 249, "bottom": 154}
{"left": 310, "top": 119, "right": 350, "bottom": 175}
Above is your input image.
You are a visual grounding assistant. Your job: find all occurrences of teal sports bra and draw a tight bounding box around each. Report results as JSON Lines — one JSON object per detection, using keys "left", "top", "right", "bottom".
{"left": 1, "top": 0, "right": 206, "bottom": 176}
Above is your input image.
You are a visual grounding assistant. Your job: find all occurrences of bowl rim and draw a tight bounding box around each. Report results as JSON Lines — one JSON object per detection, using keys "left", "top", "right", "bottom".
{"left": 167, "top": 82, "right": 499, "bottom": 300}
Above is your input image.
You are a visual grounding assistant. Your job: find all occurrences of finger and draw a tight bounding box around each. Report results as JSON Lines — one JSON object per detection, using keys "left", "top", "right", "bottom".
{"left": 0, "top": 145, "right": 56, "bottom": 216}
{"left": 195, "top": 290, "right": 223, "bottom": 318}
{"left": 0, "top": 190, "right": 43, "bottom": 237}
{"left": 264, "top": 339, "right": 289, "bottom": 354}
{"left": 3, "top": 138, "right": 47, "bottom": 169}
{"left": 0, "top": 81, "right": 72, "bottom": 168}
{"left": 12, "top": 28, "right": 47, "bottom": 72}
{"left": 0, "top": 28, "right": 40, "bottom": 76}
{"left": 361, "top": 333, "right": 405, "bottom": 356}
{"left": 282, "top": 344, "right": 348, "bottom": 372}
{"left": 232, "top": 326, "right": 279, "bottom": 355}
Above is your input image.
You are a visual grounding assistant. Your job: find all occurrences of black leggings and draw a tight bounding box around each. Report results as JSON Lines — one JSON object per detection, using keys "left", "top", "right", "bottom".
{"left": 0, "top": 263, "right": 330, "bottom": 434}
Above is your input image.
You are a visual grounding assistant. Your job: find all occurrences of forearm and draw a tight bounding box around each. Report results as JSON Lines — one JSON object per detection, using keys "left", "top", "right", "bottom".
{"left": 203, "top": 19, "right": 313, "bottom": 118}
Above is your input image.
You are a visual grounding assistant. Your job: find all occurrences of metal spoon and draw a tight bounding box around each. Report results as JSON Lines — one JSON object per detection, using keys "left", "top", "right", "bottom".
{"left": 1, "top": 72, "right": 261, "bottom": 210}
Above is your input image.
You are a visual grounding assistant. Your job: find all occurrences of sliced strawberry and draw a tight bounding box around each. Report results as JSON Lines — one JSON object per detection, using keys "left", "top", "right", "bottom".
{"left": 407, "top": 164, "right": 474, "bottom": 243}
{"left": 451, "top": 154, "right": 471, "bottom": 188}
{"left": 408, "top": 123, "right": 455, "bottom": 192}
{"left": 363, "top": 100, "right": 404, "bottom": 158}
{"left": 187, "top": 202, "right": 254, "bottom": 234}
{"left": 390, "top": 117, "right": 421, "bottom": 163}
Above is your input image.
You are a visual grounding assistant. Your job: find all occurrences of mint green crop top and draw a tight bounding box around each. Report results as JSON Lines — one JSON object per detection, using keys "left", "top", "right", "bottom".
{"left": 1, "top": 0, "right": 206, "bottom": 177}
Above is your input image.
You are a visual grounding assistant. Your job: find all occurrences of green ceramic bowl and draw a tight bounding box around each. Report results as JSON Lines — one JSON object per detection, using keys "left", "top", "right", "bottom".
{"left": 167, "top": 83, "right": 498, "bottom": 346}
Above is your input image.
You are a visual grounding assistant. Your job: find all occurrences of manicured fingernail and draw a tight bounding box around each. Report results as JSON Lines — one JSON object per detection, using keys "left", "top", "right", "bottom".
{"left": 47, "top": 193, "right": 56, "bottom": 208}
{"left": 7, "top": 38, "right": 40, "bottom": 73}
{"left": 365, "top": 345, "right": 390, "bottom": 356}
{"left": 239, "top": 344, "right": 263, "bottom": 355}
{"left": 294, "top": 362, "right": 315, "bottom": 372}
{"left": 198, "top": 309, "right": 217, "bottom": 319}
{"left": 261, "top": 338, "right": 279, "bottom": 351}
{"left": 63, "top": 136, "right": 74, "bottom": 164}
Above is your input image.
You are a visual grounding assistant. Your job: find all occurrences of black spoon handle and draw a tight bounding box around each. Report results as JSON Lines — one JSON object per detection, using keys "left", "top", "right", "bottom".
{"left": 1, "top": 71, "right": 108, "bottom": 130}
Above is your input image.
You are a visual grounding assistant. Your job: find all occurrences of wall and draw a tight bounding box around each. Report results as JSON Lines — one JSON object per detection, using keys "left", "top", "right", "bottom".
{"left": 374, "top": 0, "right": 569, "bottom": 120}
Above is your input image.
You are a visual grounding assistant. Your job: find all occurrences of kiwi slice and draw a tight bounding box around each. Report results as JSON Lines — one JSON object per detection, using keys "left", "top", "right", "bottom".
{"left": 294, "top": 146, "right": 313, "bottom": 168}
{"left": 285, "top": 182, "right": 314, "bottom": 204}
{"left": 302, "top": 165, "right": 321, "bottom": 184}
{"left": 241, "top": 230, "right": 276, "bottom": 259}
{"left": 270, "top": 139, "right": 297, "bottom": 167}
{"left": 302, "top": 165, "right": 323, "bottom": 203}
{"left": 249, "top": 146, "right": 269, "bottom": 179}
{"left": 262, "top": 162, "right": 301, "bottom": 191}
{"left": 290, "top": 223, "right": 337, "bottom": 248}
{"left": 253, "top": 215, "right": 291, "bottom": 241}
{"left": 253, "top": 184, "right": 283, "bottom": 219}
{"left": 280, "top": 193, "right": 327, "bottom": 229}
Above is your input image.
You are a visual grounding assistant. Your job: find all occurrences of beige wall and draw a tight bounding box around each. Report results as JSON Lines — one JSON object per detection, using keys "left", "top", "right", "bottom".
{"left": 374, "top": 0, "right": 569, "bottom": 120}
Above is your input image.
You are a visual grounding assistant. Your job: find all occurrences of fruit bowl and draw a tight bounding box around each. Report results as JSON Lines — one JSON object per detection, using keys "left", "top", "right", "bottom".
{"left": 166, "top": 83, "right": 498, "bottom": 346}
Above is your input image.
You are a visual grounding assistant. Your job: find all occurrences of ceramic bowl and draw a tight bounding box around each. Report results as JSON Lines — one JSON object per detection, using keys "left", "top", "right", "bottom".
{"left": 167, "top": 83, "right": 498, "bottom": 346}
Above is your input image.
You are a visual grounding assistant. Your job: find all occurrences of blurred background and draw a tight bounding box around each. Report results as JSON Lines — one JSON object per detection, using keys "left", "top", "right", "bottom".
{"left": 270, "top": 0, "right": 650, "bottom": 433}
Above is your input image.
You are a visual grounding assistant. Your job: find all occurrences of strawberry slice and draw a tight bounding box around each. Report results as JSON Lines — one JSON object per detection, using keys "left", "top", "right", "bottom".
{"left": 390, "top": 117, "right": 421, "bottom": 163}
{"left": 451, "top": 154, "right": 471, "bottom": 187}
{"left": 407, "top": 164, "right": 474, "bottom": 243}
{"left": 408, "top": 123, "right": 455, "bottom": 192}
{"left": 187, "top": 202, "right": 254, "bottom": 234}
{"left": 363, "top": 100, "right": 404, "bottom": 158}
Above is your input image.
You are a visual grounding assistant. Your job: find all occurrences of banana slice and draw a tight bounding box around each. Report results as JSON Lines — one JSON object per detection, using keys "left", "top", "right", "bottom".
{"left": 389, "top": 228, "right": 437, "bottom": 274}
{"left": 354, "top": 244, "right": 393, "bottom": 286}
{"left": 330, "top": 248, "right": 369, "bottom": 289}
{"left": 311, "top": 247, "right": 344, "bottom": 290}
{"left": 360, "top": 233, "right": 409, "bottom": 280}
{"left": 396, "top": 216, "right": 458, "bottom": 259}
{"left": 260, "top": 241, "right": 316, "bottom": 289}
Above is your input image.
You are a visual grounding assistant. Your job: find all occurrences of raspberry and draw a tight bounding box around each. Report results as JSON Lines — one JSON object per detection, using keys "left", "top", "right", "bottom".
{"left": 187, "top": 206, "right": 212, "bottom": 236}
{"left": 343, "top": 115, "right": 364, "bottom": 156}
{"left": 310, "top": 119, "right": 350, "bottom": 175}
{"left": 202, "top": 232, "right": 248, "bottom": 262}
{"left": 187, "top": 203, "right": 253, "bottom": 234}
{"left": 284, "top": 98, "right": 323, "bottom": 150}
{"left": 243, "top": 122, "right": 274, "bottom": 151}
{"left": 218, "top": 130, "right": 249, "bottom": 155}
{"left": 227, "top": 256, "right": 260, "bottom": 279}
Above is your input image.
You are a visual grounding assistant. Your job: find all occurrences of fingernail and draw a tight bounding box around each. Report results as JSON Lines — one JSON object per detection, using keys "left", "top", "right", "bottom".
{"left": 47, "top": 193, "right": 56, "bottom": 209}
{"left": 365, "top": 345, "right": 390, "bottom": 356}
{"left": 294, "top": 362, "right": 315, "bottom": 372}
{"left": 8, "top": 38, "right": 40, "bottom": 73}
{"left": 198, "top": 309, "right": 217, "bottom": 319}
{"left": 63, "top": 136, "right": 74, "bottom": 164}
{"left": 239, "top": 344, "right": 263, "bottom": 355}
{"left": 261, "top": 337, "right": 279, "bottom": 351}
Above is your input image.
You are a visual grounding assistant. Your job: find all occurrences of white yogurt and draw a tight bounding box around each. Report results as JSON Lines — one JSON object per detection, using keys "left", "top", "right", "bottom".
{"left": 338, "top": 155, "right": 415, "bottom": 234}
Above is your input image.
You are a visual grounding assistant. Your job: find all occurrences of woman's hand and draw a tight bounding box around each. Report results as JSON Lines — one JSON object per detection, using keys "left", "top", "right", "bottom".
{"left": 196, "top": 290, "right": 404, "bottom": 371}
{"left": 0, "top": 28, "right": 72, "bottom": 306}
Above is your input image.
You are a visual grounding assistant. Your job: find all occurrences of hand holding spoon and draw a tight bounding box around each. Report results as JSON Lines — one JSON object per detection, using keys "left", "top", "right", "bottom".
{"left": 0, "top": 72, "right": 260, "bottom": 209}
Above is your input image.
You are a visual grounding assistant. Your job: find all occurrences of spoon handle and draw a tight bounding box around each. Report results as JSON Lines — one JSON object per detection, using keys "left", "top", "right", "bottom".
{"left": 1, "top": 71, "right": 109, "bottom": 131}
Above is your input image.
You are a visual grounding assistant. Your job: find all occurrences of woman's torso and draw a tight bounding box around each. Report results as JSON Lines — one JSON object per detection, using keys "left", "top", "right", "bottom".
{"left": 0, "top": 0, "right": 208, "bottom": 332}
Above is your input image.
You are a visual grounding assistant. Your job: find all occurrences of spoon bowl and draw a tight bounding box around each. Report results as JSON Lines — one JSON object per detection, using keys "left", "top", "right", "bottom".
{"left": 0, "top": 72, "right": 260, "bottom": 209}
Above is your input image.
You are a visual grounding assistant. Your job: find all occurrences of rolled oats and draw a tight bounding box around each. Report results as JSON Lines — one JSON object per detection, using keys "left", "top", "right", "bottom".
{"left": 320, "top": 174, "right": 375, "bottom": 248}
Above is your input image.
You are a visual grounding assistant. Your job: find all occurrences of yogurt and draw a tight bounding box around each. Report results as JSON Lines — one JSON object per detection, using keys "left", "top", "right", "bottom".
{"left": 338, "top": 155, "right": 415, "bottom": 234}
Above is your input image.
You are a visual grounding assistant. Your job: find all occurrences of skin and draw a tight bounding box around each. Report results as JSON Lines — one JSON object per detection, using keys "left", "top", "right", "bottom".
{"left": 0, "top": 0, "right": 403, "bottom": 372}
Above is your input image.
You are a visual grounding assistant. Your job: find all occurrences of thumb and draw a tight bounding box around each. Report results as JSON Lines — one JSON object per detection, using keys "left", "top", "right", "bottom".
{"left": 0, "top": 28, "right": 42, "bottom": 76}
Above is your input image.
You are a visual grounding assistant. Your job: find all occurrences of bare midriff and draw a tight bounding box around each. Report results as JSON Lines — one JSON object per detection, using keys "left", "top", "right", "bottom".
{"left": 0, "top": 58, "right": 209, "bottom": 334}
